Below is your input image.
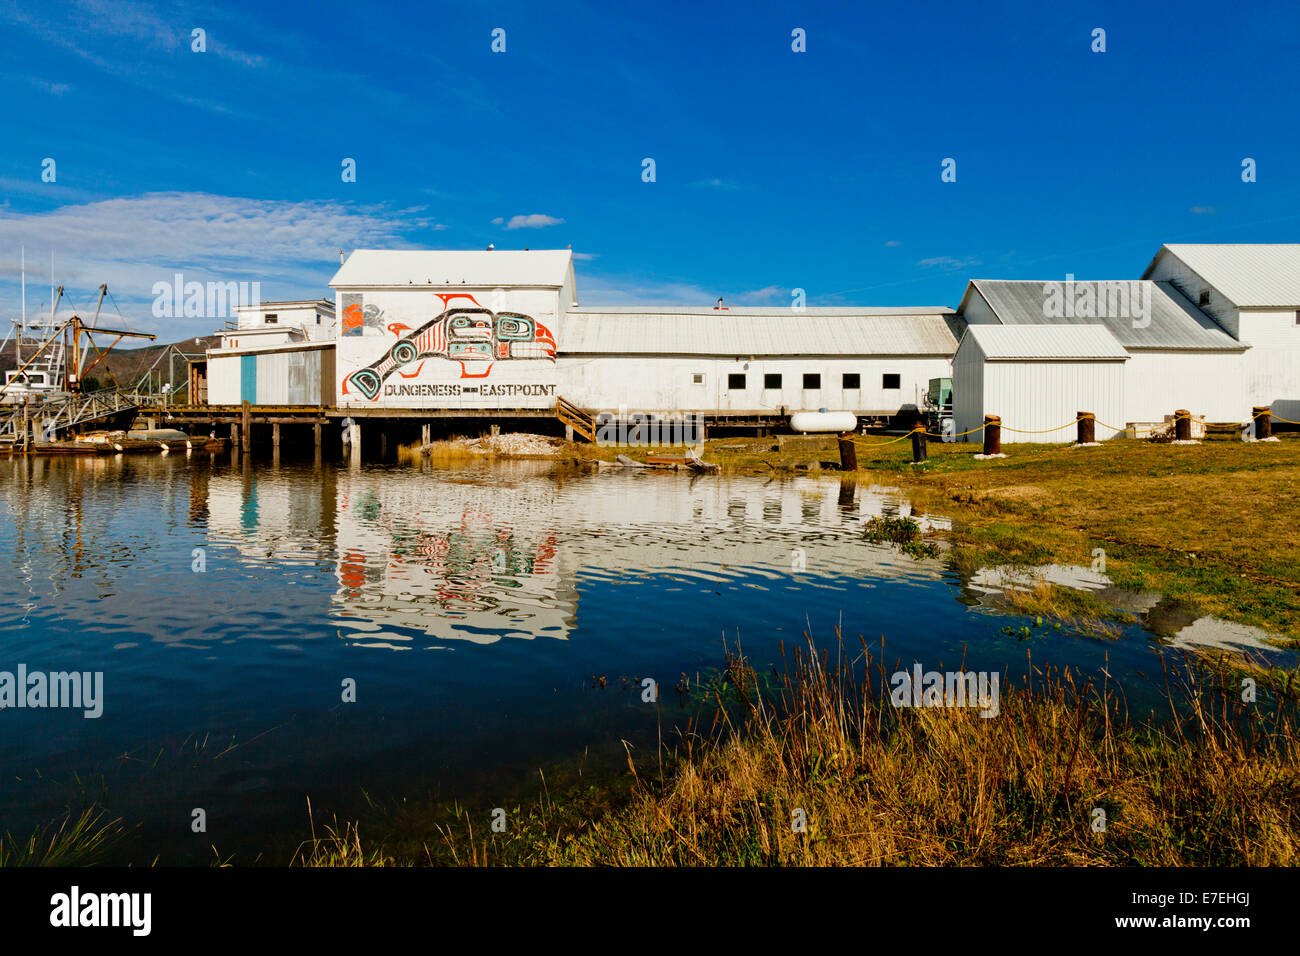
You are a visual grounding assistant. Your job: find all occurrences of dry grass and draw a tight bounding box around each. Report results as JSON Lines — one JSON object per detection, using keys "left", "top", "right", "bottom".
{"left": 297, "top": 636, "right": 1300, "bottom": 867}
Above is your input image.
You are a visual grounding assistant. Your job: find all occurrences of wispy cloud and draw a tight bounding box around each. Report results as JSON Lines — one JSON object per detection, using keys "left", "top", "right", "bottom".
{"left": 502, "top": 214, "right": 564, "bottom": 230}
{"left": 916, "top": 255, "right": 981, "bottom": 271}
{"left": 691, "top": 178, "right": 742, "bottom": 191}
{"left": 0, "top": 192, "right": 439, "bottom": 335}
{"left": 1189, "top": 206, "right": 1217, "bottom": 215}
{"left": 884, "top": 239, "right": 902, "bottom": 247}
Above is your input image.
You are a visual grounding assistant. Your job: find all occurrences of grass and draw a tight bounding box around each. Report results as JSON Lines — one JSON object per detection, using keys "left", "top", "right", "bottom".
{"left": 290, "top": 636, "right": 1300, "bottom": 866}
{"left": 573, "top": 432, "right": 1300, "bottom": 639}
{"left": 0, "top": 808, "right": 124, "bottom": 866}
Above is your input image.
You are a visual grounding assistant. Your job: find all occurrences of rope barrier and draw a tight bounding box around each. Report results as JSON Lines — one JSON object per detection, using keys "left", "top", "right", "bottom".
{"left": 844, "top": 408, "right": 1296, "bottom": 448}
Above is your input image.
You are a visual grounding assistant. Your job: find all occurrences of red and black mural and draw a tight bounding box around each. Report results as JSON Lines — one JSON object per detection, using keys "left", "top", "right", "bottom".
{"left": 342, "top": 293, "right": 556, "bottom": 401}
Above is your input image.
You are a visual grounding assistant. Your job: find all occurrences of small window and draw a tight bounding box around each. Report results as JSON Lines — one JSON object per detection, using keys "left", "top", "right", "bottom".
{"left": 882, "top": 373, "right": 901, "bottom": 389}
{"left": 803, "top": 373, "right": 821, "bottom": 389}
{"left": 1294, "top": 311, "right": 1300, "bottom": 326}
{"left": 764, "top": 373, "right": 782, "bottom": 388}
{"left": 727, "top": 373, "right": 746, "bottom": 389}
{"left": 1198, "top": 290, "right": 1211, "bottom": 307}
{"left": 692, "top": 372, "right": 705, "bottom": 385}
{"left": 843, "top": 373, "right": 861, "bottom": 389}
{"left": 265, "top": 313, "right": 278, "bottom": 324}
{"left": 316, "top": 314, "right": 322, "bottom": 324}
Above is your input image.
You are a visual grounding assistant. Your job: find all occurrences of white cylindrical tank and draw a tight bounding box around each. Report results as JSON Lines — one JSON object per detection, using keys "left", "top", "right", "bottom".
{"left": 789, "top": 411, "right": 858, "bottom": 433}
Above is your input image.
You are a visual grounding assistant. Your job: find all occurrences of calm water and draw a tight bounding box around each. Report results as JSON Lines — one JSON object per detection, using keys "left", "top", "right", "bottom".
{"left": 0, "top": 451, "right": 1283, "bottom": 862}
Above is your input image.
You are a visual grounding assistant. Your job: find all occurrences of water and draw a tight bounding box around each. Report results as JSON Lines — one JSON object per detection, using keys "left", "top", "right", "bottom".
{"left": 0, "top": 452, "right": 1287, "bottom": 862}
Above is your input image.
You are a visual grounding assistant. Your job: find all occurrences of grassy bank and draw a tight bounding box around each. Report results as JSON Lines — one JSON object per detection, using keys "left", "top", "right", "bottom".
{"left": 296, "top": 640, "right": 1300, "bottom": 866}
{"left": 574, "top": 433, "right": 1300, "bottom": 639}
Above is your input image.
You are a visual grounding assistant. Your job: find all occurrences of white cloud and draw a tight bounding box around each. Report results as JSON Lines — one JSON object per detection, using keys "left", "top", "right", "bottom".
{"left": 491, "top": 217, "right": 504, "bottom": 225}
{"left": 0, "top": 192, "right": 439, "bottom": 336}
{"left": 884, "top": 239, "right": 902, "bottom": 247}
{"left": 503, "top": 214, "right": 564, "bottom": 230}
{"left": 916, "top": 255, "right": 981, "bottom": 271}
{"left": 572, "top": 252, "right": 598, "bottom": 261}
{"left": 1189, "top": 206, "right": 1216, "bottom": 215}
{"left": 691, "top": 178, "right": 741, "bottom": 191}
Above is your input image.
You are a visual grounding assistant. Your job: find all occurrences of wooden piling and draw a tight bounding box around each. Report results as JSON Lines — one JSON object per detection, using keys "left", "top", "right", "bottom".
{"left": 838, "top": 433, "right": 858, "bottom": 471}
{"left": 983, "top": 415, "right": 1001, "bottom": 456}
{"left": 1077, "top": 411, "right": 1095, "bottom": 445}
{"left": 313, "top": 422, "right": 322, "bottom": 447}
{"left": 240, "top": 400, "right": 251, "bottom": 452}
{"left": 1174, "top": 409, "right": 1191, "bottom": 441}
{"left": 272, "top": 423, "right": 281, "bottom": 448}
{"left": 910, "top": 425, "right": 928, "bottom": 463}
{"left": 1253, "top": 406, "right": 1272, "bottom": 440}
{"left": 421, "top": 424, "right": 430, "bottom": 445}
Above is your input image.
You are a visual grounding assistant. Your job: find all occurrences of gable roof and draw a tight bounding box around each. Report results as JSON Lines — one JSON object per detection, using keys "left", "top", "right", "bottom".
{"left": 558, "top": 310, "right": 960, "bottom": 356}
{"left": 1142, "top": 244, "right": 1300, "bottom": 307}
{"left": 330, "top": 249, "right": 574, "bottom": 289}
{"left": 962, "top": 279, "right": 1243, "bottom": 351}
{"left": 958, "top": 324, "right": 1129, "bottom": 361}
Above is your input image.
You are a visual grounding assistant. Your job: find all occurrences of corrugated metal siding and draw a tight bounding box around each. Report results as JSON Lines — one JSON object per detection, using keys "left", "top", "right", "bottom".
{"left": 961, "top": 324, "right": 1129, "bottom": 360}
{"left": 952, "top": 334, "right": 985, "bottom": 439}
{"left": 208, "top": 355, "right": 240, "bottom": 405}
{"left": 559, "top": 312, "right": 959, "bottom": 356}
{"left": 982, "top": 361, "right": 1126, "bottom": 443}
{"left": 557, "top": 356, "right": 950, "bottom": 415}
{"left": 1151, "top": 245, "right": 1300, "bottom": 307}
{"left": 240, "top": 355, "right": 257, "bottom": 404}
{"left": 1125, "top": 351, "right": 1244, "bottom": 423}
{"left": 970, "top": 280, "right": 1241, "bottom": 350}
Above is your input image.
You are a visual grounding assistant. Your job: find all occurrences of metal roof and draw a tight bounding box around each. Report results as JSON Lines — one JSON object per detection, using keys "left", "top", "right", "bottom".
{"left": 964, "top": 279, "right": 1244, "bottom": 351}
{"left": 959, "top": 324, "right": 1130, "bottom": 361}
{"left": 330, "top": 249, "right": 574, "bottom": 288}
{"left": 1141, "top": 244, "right": 1300, "bottom": 307}
{"left": 558, "top": 311, "right": 961, "bottom": 356}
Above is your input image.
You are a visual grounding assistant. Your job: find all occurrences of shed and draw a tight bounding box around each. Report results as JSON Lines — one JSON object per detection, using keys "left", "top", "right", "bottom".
{"left": 952, "top": 325, "right": 1129, "bottom": 443}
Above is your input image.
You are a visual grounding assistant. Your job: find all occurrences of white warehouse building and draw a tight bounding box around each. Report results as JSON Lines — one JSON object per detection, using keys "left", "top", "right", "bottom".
{"left": 956, "top": 279, "right": 1247, "bottom": 425}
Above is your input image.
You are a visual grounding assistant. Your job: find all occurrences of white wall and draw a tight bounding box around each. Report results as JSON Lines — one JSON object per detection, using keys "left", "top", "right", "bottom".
{"left": 1124, "top": 350, "right": 1245, "bottom": 424}
{"left": 236, "top": 303, "right": 334, "bottom": 341}
{"left": 556, "top": 355, "right": 952, "bottom": 416}
{"left": 207, "top": 354, "right": 240, "bottom": 405}
{"left": 1238, "top": 309, "right": 1300, "bottom": 417}
{"left": 1145, "top": 253, "right": 1240, "bottom": 338}
{"left": 953, "top": 347, "right": 1127, "bottom": 443}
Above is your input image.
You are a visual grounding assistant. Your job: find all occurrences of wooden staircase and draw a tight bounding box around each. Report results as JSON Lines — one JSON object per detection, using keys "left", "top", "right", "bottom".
{"left": 556, "top": 396, "right": 596, "bottom": 442}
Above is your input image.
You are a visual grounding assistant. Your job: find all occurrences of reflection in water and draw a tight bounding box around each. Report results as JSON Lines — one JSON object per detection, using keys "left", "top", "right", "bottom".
{"left": 0, "top": 453, "right": 1287, "bottom": 862}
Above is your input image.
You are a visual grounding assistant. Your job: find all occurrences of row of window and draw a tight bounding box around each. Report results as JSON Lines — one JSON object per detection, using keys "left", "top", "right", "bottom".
{"left": 714, "top": 372, "right": 901, "bottom": 390}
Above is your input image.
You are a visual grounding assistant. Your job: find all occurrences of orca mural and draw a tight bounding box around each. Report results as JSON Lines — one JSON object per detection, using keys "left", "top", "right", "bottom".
{"left": 341, "top": 292, "right": 556, "bottom": 402}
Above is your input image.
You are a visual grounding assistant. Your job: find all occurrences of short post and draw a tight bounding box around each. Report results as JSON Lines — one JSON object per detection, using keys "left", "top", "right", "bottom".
{"left": 1077, "top": 411, "right": 1095, "bottom": 445}
{"left": 349, "top": 422, "right": 362, "bottom": 460}
{"left": 910, "top": 425, "right": 928, "bottom": 463}
{"left": 272, "top": 423, "right": 281, "bottom": 448}
{"left": 838, "top": 433, "right": 858, "bottom": 471}
{"left": 490, "top": 424, "right": 501, "bottom": 438}
{"left": 1174, "top": 409, "right": 1191, "bottom": 442}
{"left": 1253, "top": 406, "right": 1272, "bottom": 440}
{"left": 565, "top": 424, "right": 574, "bottom": 442}
{"left": 421, "top": 423, "right": 430, "bottom": 446}
{"left": 230, "top": 422, "right": 240, "bottom": 449}
{"left": 313, "top": 422, "right": 322, "bottom": 447}
{"left": 241, "top": 400, "right": 251, "bottom": 453}
{"left": 983, "top": 415, "right": 1002, "bottom": 456}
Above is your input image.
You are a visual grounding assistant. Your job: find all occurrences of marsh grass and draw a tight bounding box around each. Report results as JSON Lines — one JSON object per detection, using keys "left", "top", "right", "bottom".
{"left": 294, "top": 635, "right": 1300, "bottom": 866}
{"left": 0, "top": 808, "right": 123, "bottom": 866}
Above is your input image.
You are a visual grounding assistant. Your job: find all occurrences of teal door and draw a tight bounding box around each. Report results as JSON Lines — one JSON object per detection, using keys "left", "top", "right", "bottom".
{"left": 240, "top": 354, "right": 257, "bottom": 404}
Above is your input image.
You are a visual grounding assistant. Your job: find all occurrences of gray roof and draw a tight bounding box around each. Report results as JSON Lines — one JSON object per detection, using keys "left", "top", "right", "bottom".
{"left": 331, "top": 249, "right": 574, "bottom": 288}
{"left": 559, "top": 310, "right": 960, "bottom": 356}
{"left": 1142, "top": 244, "right": 1300, "bottom": 307}
{"left": 959, "top": 324, "right": 1129, "bottom": 361}
{"left": 963, "top": 280, "right": 1244, "bottom": 351}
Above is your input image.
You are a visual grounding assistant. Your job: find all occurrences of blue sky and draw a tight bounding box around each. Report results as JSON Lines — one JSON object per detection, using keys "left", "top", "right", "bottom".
{"left": 2, "top": 0, "right": 1299, "bottom": 339}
